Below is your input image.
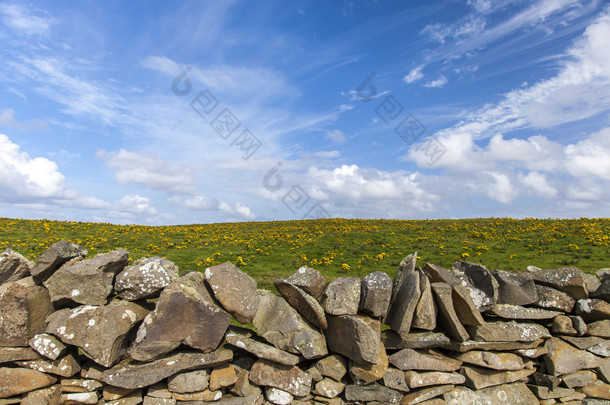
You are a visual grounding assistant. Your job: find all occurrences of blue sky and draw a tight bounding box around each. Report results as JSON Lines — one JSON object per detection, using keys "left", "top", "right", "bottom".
{"left": 1, "top": 0, "right": 609, "bottom": 224}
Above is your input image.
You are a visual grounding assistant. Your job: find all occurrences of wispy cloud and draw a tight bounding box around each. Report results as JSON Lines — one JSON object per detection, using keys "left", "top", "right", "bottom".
{"left": 424, "top": 75, "right": 448, "bottom": 88}
{"left": 0, "top": 3, "right": 53, "bottom": 36}
{"left": 403, "top": 65, "right": 425, "bottom": 83}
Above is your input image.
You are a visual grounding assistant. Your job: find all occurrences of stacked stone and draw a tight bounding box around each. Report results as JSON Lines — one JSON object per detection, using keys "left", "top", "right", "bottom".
{"left": 1, "top": 242, "right": 610, "bottom": 404}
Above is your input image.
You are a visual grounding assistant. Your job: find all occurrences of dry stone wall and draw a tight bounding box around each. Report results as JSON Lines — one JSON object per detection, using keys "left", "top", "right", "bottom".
{"left": 1, "top": 241, "right": 610, "bottom": 404}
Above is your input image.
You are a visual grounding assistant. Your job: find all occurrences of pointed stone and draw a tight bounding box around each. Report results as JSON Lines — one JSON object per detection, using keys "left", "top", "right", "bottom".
{"left": 535, "top": 285, "right": 576, "bottom": 312}
{"left": 102, "top": 349, "right": 233, "bottom": 389}
{"left": 455, "top": 350, "right": 525, "bottom": 371}
{"left": 359, "top": 271, "right": 392, "bottom": 318}
{"left": 384, "top": 253, "right": 421, "bottom": 336}
{"left": 570, "top": 315, "right": 588, "bottom": 336}
{"left": 576, "top": 299, "right": 610, "bottom": 322}
{"left": 544, "top": 337, "right": 603, "bottom": 376}
{"left": 0, "top": 248, "right": 32, "bottom": 285}
{"left": 253, "top": 290, "right": 327, "bottom": 359}
{"left": 205, "top": 262, "right": 260, "bottom": 324}
{"left": 530, "top": 267, "right": 589, "bottom": 300}
{"left": 274, "top": 279, "right": 327, "bottom": 330}
{"left": 490, "top": 304, "right": 561, "bottom": 320}
{"left": 0, "top": 367, "right": 57, "bottom": 399}
{"left": 389, "top": 348, "right": 462, "bottom": 372}
{"left": 552, "top": 315, "right": 578, "bottom": 336}
{"left": 460, "top": 366, "right": 535, "bottom": 390}
{"left": 225, "top": 332, "right": 299, "bottom": 366}
{"left": 593, "top": 279, "right": 610, "bottom": 301}
{"left": 468, "top": 321, "right": 550, "bottom": 342}
{"left": 430, "top": 282, "right": 469, "bottom": 342}
{"left": 321, "top": 277, "right": 361, "bottom": 316}
{"left": 0, "top": 283, "right": 53, "bottom": 347}
{"left": 325, "top": 314, "right": 380, "bottom": 364}
{"left": 114, "top": 256, "right": 179, "bottom": 301}
{"left": 30, "top": 241, "right": 87, "bottom": 282}
{"left": 452, "top": 283, "right": 485, "bottom": 326}
{"left": 46, "top": 301, "right": 149, "bottom": 367}
{"left": 382, "top": 330, "right": 451, "bottom": 350}
{"left": 404, "top": 370, "right": 466, "bottom": 389}
{"left": 452, "top": 261, "right": 498, "bottom": 311}
{"left": 423, "top": 263, "right": 461, "bottom": 285}
{"left": 43, "top": 249, "right": 129, "bottom": 306}
{"left": 492, "top": 270, "right": 539, "bottom": 306}
{"left": 284, "top": 266, "right": 326, "bottom": 299}
{"left": 249, "top": 359, "right": 312, "bottom": 397}
{"left": 412, "top": 268, "right": 437, "bottom": 330}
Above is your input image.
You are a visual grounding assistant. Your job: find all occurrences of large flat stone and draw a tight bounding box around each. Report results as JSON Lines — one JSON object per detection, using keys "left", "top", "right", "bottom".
{"left": 544, "top": 337, "right": 603, "bottom": 376}
{"left": 530, "top": 267, "right": 589, "bottom": 300}
{"left": 455, "top": 350, "right": 525, "bottom": 371}
{"left": 492, "top": 270, "right": 538, "bottom": 306}
{"left": 404, "top": 370, "right": 466, "bottom": 389}
{"left": 225, "top": 333, "right": 299, "bottom": 366}
{"left": 102, "top": 349, "right": 233, "bottom": 389}
{"left": 128, "top": 272, "right": 230, "bottom": 361}
{"left": 460, "top": 366, "right": 535, "bottom": 390}
{"left": 452, "top": 261, "right": 498, "bottom": 311}
{"left": 274, "top": 279, "right": 327, "bottom": 330}
{"left": 576, "top": 299, "right": 610, "bottom": 323}
{"left": 381, "top": 330, "right": 451, "bottom": 350}
{"left": 535, "top": 285, "right": 576, "bottom": 312}
{"left": 249, "top": 359, "right": 312, "bottom": 397}
{"left": 489, "top": 304, "right": 561, "bottom": 320}
{"left": 344, "top": 384, "right": 402, "bottom": 404}
{"left": 325, "top": 314, "right": 380, "bottom": 364}
{"left": 444, "top": 382, "right": 539, "bottom": 405}
{"left": 389, "top": 348, "right": 462, "bottom": 371}
{"left": 468, "top": 321, "right": 550, "bottom": 342}
{"left": 253, "top": 290, "right": 327, "bottom": 360}
{"left": 205, "top": 262, "right": 259, "bottom": 324}
{"left": 0, "top": 367, "right": 57, "bottom": 399}
{"left": 430, "top": 282, "right": 469, "bottom": 342}
{"left": 114, "top": 256, "right": 179, "bottom": 301}
{"left": 447, "top": 339, "right": 544, "bottom": 352}
{"left": 0, "top": 283, "right": 53, "bottom": 347}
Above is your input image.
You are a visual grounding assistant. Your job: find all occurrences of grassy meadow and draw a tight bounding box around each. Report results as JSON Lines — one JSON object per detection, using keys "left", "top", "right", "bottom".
{"left": 1, "top": 217, "right": 609, "bottom": 290}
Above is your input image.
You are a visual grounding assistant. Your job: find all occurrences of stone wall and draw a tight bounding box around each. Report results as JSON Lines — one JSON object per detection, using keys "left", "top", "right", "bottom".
{"left": 1, "top": 241, "right": 610, "bottom": 404}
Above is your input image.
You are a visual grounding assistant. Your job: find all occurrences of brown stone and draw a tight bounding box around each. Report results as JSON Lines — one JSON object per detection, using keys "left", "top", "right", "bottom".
{"left": 225, "top": 332, "right": 299, "bottom": 366}
{"left": 552, "top": 315, "right": 578, "bottom": 336}
{"left": 412, "top": 268, "right": 437, "bottom": 330}
{"left": 389, "top": 348, "right": 462, "bottom": 372}
{"left": 448, "top": 339, "right": 544, "bottom": 352}
{"left": 21, "top": 385, "right": 62, "bottom": 405}
{"left": 455, "top": 350, "right": 525, "bottom": 371}
{"left": 589, "top": 320, "right": 610, "bottom": 338}
{"left": 468, "top": 321, "right": 550, "bottom": 342}
{"left": 249, "top": 359, "right": 312, "bottom": 397}
{"left": 29, "top": 334, "right": 67, "bottom": 361}
{"left": 404, "top": 370, "right": 465, "bottom": 389}
{"left": 579, "top": 380, "right": 610, "bottom": 400}
{"left": 315, "top": 354, "right": 348, "bottom": 382}
{"left": 382, "top": 330, "right": 451, "bottom": 350}
{"left": 285, "top": 266, "right": 326, "bottom": 298}
{"left": 30, "top": 241, "right": 87, "bottom": 282}
{"left": 382, "top": 367, "right": 409, "bottom": 392}
{"left": 167, "top": 369, "right": 210, "bottom": 393}
{"left": 444, "top": 382, "right": 539, "bottom": 405}
{"left": 535, "top": 285, "right": 576, "bottom": 313}
{"left": 0, "top": 346, "right": 40, "bottom": 363}
{"left": 460, "top": 366, "right": 535, "bottom": 390}
{"left": 349, "top": 341, "right": 389, "bottom": 384}
{"left": 562, "top": 370, "right": 598, "bottom": 388}
{"left": 209, "top": 364, "right": 238, "bottom": 391}
{"left": 562, "top": 335, "right": 605, "bottom": 349}
{"left": 0, "top": 248, "right": 32, "bottom": 285}
{"left": 312, "top": 378, "right": 345, "bottom": 398}
{"left": 0, "top": 283, "right": 53, "bottom": 347}
{"left": 0, "top": 367, "right": 57, "bottom": 399}
{"left": 544, "top": 337, "right": 602, "bottom": 376}
{"left": 527, "top": 384, "right": 575, "bottom": 399}
{"left": 344, "top": 383, "right": 402, "bottom": 403}
{"left": 16, "top": 352, "right": 80, "bottom": 377}
{"left": 576, "top": 299, "right": 610, "bottom": 323}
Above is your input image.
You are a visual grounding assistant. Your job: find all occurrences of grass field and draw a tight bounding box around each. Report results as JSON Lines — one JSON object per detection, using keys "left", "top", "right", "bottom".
{"left": 1, "top": 217, "right": 609, "bottom": 290}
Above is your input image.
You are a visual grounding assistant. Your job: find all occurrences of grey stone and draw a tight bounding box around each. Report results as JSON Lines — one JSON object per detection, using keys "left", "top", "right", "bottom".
{"left": 205, "top": 262, "right": 259, "bottom": 324}
{"left": 384, "top": 254, "right": 421, "bottom": 336}
{"left": 382, "top": 368, "right": 410, "bottom": 392}
{"left": 312, "top": 378, "right": 344, "bottom": 398}
{"left": 46, "top": 301, "right": 149, "bottom": 367}
{"left": 589, "top": 320, "right": 610, "bottom": 338}
{"left": 168, "top": 369, "right": 210, "bottom": 393}
{"left": 382, "top": 330, "right": 451, "bottom": 350}
{"left": 225, "top": 332, "right": 299, "bottom": 366}
{"left": 359, "top": 271, "right": 392, "bottom": 318}
{"left": 43, "top": 248, "right": 129, "bottom": 306}
{"left": 468, "top": 321, "right": 550, "bottom": 342}
{"left": 514, "top": 346, "right": 548, "bottom": 359}
{"left": 400, "top": 385, "right": 454, "bottom": 404}
{"left": 588, "top": 340, "right": 610, "bottom": 357}
{"left": 321, "top": 277, "right": 361, "bottom": 316}
{"left": 348, "top": 340, "right": 388, "bottom": 384}
{"left": 265, "top": 387, "right": 292, "bottom": 404}
{"left": 412, "top": 268, "right": 437, "bottom": 330}
{"left": 102, "top": 349, "right": 233, "bottom": 389}
{"left": 404, "top": 370, "right": 466, "bottom": 388}
{"left": 423, "top": 262, "right": 461, "bottom": 285}
{"left": 448, "top": 339, "right": 544, "bottom": 352}
{"left": 570, "top": 315, "right": 588, "bottom": 336}
{"left": 114, "top": 256, "right": 179, "bottom": 301}
{"left": 325, "top": 314, "right": 380, "bottom": 364}
{"left": 389, "top": 348, "right": 462, "bottom": 371}
{"left": 0, "top": 367, "right": 57, "bottom": 399}
{"left": 129, "top": 272, "right": 230, "bottom": 361}
{"left": 344, "top": 384, "right": 402, "bottom": 404}
{"left": 492, "top": 270, "right": 539, "bottom": 306}
{"left": 253, "top": 290, "right": 327, "bottom": 360}
{"left": 314, "top": 354, "right": 348, "bottom": 382}
{"left": 29, "top": 333, "right": 67, "bottom": 360}
{"left": 585, "top": 273, "right": 602, "bottom": 294}
{"left": 562, "top": 370, "right": 598, "bottom": 388}
{"left": 30, "top": 241, "right": 87, "bottom": 282}
{"left": 561, "top": 336, "right": 604, "bottom": 350}
{"left": 576, "top": 299, "right": 610, "bottom": 322}
{"left": 489, "top": 304, "right": 561, "bottom": 320}
{"left": 444, "top": 382, "right": 539, "bottom": 405}
{"left": 430, "top": 282, "right": 469, "bottom": 342}
{"left": 599, "top": 358, "right": 610, "bottom": 383}
{"left": 535, "top": 285, "right": 576, "bottom": 312}
{"left": 544, "top": 337, "right": 603, "bottom": 376}
{"left": 593, "top": 279, "right": 610, "bottom": 301}
{"left": 0, "top": 346, "right": 40, "bottom": 363}
{"left": 460, "top": 366, "right": 535, "bottom": 390}
{"left": 0, "top": 283, "right": 53, "bottom": 347}
{"left": 452, "top": 283, "right": 486, "bottom": 326}
{"left": 452, "top": 261, "right": 498, "bottom": 311}
{"left": 274, "top": 279, "right": 327, "bottom": 330}
{"left": 249, "top": 359, "right": 312, "bottom": 397}
{"left": 0, "top": 248, "right": 32, "bottom": 285}
{"left": 284, "top": 266, "right": 326, "bottom": 299}
{"left": 16, "top": 352, "right": 81, "bottom": 377}
{"left": 530, "top": 267, "right": 589, "bottom": 300}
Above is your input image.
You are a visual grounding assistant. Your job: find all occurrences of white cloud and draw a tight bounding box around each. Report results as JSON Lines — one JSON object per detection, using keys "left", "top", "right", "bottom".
{"left": 0, "top": 109, "right": 49, "bottom": 131}
{"left": 97, "top": 149, "right": 198, "bottom": 195}
{"left": 403, "top": 65, "right": 424, "bottom": 83}
{"left": 184, "top": 195, "right": 219, "bottom": 210}
{"left": 0, "top": 4, "right": 53, "bottom": 36}
{"left": 424, "top": 75, "right": 448, "bottom": 88}
{"left": 116, "top": 194, "right": 157, "bottom": 215}
{"left": 315, "top": 151, "right": 340, "bottom": 159}
{"left": 519, "top": 171, "right": 558, "bottom": 198}
{"left": 325, "top": 129, "right": 346, "bottom": 143}
{"left": 564, "top": 127, "right": 610, "bottom": 180}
